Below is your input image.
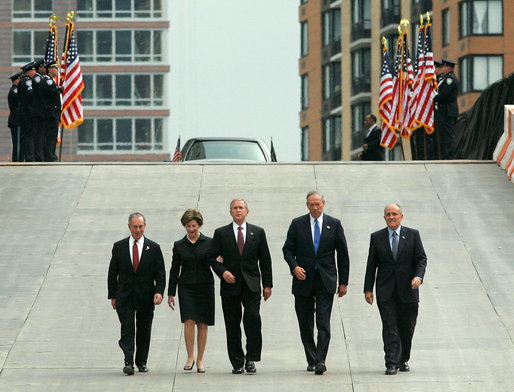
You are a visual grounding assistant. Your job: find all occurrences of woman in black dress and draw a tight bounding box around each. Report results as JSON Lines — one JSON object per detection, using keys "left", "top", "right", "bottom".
{"left": 168, "top": 209, "right": 215, "bottom": 373}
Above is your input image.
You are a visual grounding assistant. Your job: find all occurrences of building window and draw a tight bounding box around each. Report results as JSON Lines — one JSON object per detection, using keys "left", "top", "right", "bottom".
{"left": 351, "top": 0, "right": 371, "bottom": 40}
{"left": 352, "top": 48, "right": 371, "bottom": 95}
{"left": 301, "top": 0, "right": 308, "bottom": 4}
{"left": 301, "top": 74, "right": 309, "bottom": 110}
{"left": 301, "top": 21, "right": 308, "bottom": 57}
{"left": 351, "top": 101, "right": 371, "bottom": 150}
{"left": 442, "top": 8, "right": 450, "bottom": 46}
{"left": 460, "top": 0, "right": 503, "bottom": 37}
{"left": 13, "top": 0, "right": 53, "bottom": 19}
{"left": 12, "top": 30, "right": 48, "bottom": 63}
{"left": 301, "top": 127, "right": 309, "bottom": 161}
{"left": 322, "top": 8, "right": 341, "bottom": 47}
{"left": 76, "top": 0, "right": 163, "bottom": 19}
{"left": 322, "top": 116, "right": 342, "bottom": 160}
{"left": 323, "top": 61, "right": 341, "bottom": 100}
{"left": 460, "top": 55, "right": 503, "bottom": 93}
{"left": 81, "top": 74, "right": 164, "bottom": 107}
{"left": 381, "top": 0, "right": 401, "bottom": 27}
{"left": 78, "top": 117, "right": 165, "bottom": 152}
{"left": 77, "top": 30, "right": 163, "bottom": 63}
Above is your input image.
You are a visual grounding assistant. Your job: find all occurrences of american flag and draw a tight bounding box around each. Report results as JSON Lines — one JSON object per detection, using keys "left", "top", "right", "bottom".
{"left": 412, "top": 23, "right": 436, "bottom": 134}
{"left": 60, "top": 22, "right": 84, "bottom": 129}
{"left": 388, "top": 31, "right": 415, "bottom": 139}
{"left": 172, "top": 137, "right": 182, "bottom": 162}
{"left": 379, "top": 47, "right": 398, "bottom": 149}
{"left": 44, "top": 25, "right": 58, "bottom": 65}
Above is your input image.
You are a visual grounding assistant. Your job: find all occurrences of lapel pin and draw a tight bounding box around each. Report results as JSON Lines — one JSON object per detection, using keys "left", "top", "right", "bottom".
{"left": 146, "top": 246, "right": 150, "bottom": 250}
{"left": 250, "top": 232, "right": 254, "bottom": 236}
{"left": 326, "top": 226, "right": 330, "bottom": 229}
{"left": 401, "top": 236, "right": 405, "bottom": 239}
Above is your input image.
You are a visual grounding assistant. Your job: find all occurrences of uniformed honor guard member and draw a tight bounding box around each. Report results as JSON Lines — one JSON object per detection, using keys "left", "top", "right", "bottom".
{"left": 18, "top": 61, "right": 37, "bottom": 162}
{"left": 32, "top": 58, "right": 46, "bottom": 162}
{"left": 8, "top": 72, "right": 22, "bottom": 162}
{"left": 428, "top": 60, "right": 444, "bottom": 160}
{"left": 433, "top": 59, "right": 459, "bottom": 160}
{"left": 41, "top": 61, "right": 63, "bottom": 162}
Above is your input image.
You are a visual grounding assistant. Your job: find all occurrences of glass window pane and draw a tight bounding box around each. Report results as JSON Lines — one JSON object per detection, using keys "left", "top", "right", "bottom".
{"left": 115, "top": 75, "right": 131, "bottom": 105}
{"left": 135, "top": 119, "right": 152, "bottom": 150}
{"left": 13, "top": 31, "right": 31, "bottom": 57}
{"left": 97, "top": 0, "right": 113, "bottom": 17}
{"left": 488, "top": 1, "right": 502, "bottom": 34}
{"left": 34, "top": 30, "right": 48, "bottom": 58}
{"left": 135, "top": 31, "right": 150, "bottom": 61}
{"left": 34, "top": 0, "right": 52, "bottom": 11}
{"left": 332, "top": 9, "right": 341, "bottom": 40}
{"left": 97, "top": 31, "right": 113, "bottom": 61}
{"left": 472, "top": 1, "right": 487, "bottom": 34}
{"left": 115, "top": 30, "right": 131, "bottom": 61}
{"left": 135, "top": 75, "right": 151, "bottom": 105}
{"left": 116, "top": 119, "right": 132, "bottom": 150}
{"left": 488, "top": 56, "right": 503, "bottom": 84}
{"left": 135, "top": 0, "right": 151, "bottom": 17}
{"left": 78, "top": 119, "right": 94, "bottom": 147}
{"left": 82, "top": 74, "right": 94, "bottom": 103}
{"left": 77, "top": 31, "right": 93, "bottom": 61}
{"left": 323, "top": 12, "right": 330, "bottom": 46}
{"left": 14, "top": 0, "right": 30, "bottom": 11}
{"left": 97, "top": 75, "right": 113, "bottom": 105}
{"left": 153, "top": 74, "right": 163, "bottom": 104}
{"left": 473, "top": 56, "right": 487, "bottom": 90}
{"left": 153, "top": 31, "right": 162, "bottom": 60}
{"left": 154, "top": 118, "right": 163, "bottom": 149}
{"left": 97, "top": 119, "right": 114, "bottom": 150}
{"left": 116, "top": 0, "right": 131, "bottom": 17}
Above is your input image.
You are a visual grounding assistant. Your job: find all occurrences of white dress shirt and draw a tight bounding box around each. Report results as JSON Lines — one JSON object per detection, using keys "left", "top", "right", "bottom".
{"left": 232, "top": 221, "right": 247, "bottom": 243}
{"left": 309, "top": 213, "right": 324, "bottom": 242}
{"left": 129, "top": 235, "right": 144, "bottom": 266}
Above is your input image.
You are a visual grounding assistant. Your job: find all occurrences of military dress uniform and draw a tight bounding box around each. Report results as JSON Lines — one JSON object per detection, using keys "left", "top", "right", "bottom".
{"left": 8, "top": 72, "right": 22, "bottom": 162}
{"left": 18, "top": 62, "right": 36, "bottom": 162}
{"left": 31, "top": 58, "right": 46, "bottom": 161}
{"left": 433, "top": 61, "right": 459, "bottom": 160}
{"left": 40, "top": 63, "right": 63, "bottom": 162}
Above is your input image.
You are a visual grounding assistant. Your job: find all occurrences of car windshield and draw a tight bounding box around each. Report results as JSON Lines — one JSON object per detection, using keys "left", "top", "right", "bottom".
{"left": 185, "top": 140, "right": 267, "bottom": 161}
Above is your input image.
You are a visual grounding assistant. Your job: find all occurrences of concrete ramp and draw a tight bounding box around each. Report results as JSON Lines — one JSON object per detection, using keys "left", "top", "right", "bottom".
{"left": 1, "top": 161, "right": 513, "bottom": 391}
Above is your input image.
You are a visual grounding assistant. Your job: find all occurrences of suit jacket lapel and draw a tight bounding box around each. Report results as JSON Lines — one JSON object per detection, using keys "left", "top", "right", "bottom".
{"left": 397, "top": 227, "right": 407, "bottom": 260}
{"left": 382, "top": 228, "right": 395, "bottom": 261}
{"left": 301, "top": 214, "right": 316, "bottom": 254}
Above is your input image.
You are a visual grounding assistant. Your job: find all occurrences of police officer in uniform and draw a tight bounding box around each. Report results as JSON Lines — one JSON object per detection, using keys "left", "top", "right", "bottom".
{"left": 18, "top": 61, "right": 37, "bottom": 162}
{"left": 433, "top": 59, "right": 459, "bottom": 160}
{"left": 32, "top": 58, "right": 46, "bottom": 162}
{"left": 427, "top": 61, "right": 444, "bottom": 160}
{"left": 8, "top": 72, "right": 22, "bottom": 162}
{"left": 41, "top": 61, "right": 63, "bottom": 162}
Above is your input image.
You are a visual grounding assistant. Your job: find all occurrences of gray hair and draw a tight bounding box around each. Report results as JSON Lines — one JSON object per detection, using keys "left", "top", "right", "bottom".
{"left": 384, "top": 203, "right": 402, "bottom": 214}
{"left": 230, "top": 199, "right": 249, "bottom": 210}
{"left": 128, "top": 212, "right": 146, "bottom": 224}
{"left": 306, "top": 191, "right": 324, "bottom": 201}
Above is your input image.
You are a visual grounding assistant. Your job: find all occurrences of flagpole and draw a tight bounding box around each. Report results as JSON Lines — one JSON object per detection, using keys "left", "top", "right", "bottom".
{"left": 58, "top": 11, "right": 73, "bottom": 162}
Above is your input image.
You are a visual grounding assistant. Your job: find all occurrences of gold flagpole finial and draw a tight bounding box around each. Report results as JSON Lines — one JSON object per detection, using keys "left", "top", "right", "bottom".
{"left": 420, "top": 14, "right": 423, "bottom": 26}
{"left": 49, "top": 14, "right": 59, "bottom": 28}
{"left": 66, "top": 10, "right": 75, "bottom": 23}
{"left": 382, "top": 36, "right": 387, "bottom": 48}
{"left": 426, "top": 12, "right": 431, "bottom": 24}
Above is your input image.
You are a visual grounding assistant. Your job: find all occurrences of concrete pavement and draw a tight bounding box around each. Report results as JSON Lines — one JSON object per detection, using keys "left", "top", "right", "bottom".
{"left": 0, "top": 161, "right": 513, "bottom": 391}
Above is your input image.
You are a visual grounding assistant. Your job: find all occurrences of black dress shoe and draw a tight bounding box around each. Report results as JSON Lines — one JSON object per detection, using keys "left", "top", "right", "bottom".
{"left": 399, "top": 362, "right": 410, "bottom": 372}
{"left": 137, "top": 364, "right": 148, "bottom": 373}
{"left": 232, "top": 367, "right": 244, "bottom": 374}
{"left": 183, "top": 360, "right": 195, "bottom": 371}
{"left": 123, "top": 362, "right": 134, "bottom": 375}
{"left": 314, "top": 362, "right": 326, "bottom": 375}
{"left": 385, "top": 366, "right": 398, "bottom": 375}
{"left": 245, "top": 360, "right": 256, "bottom": 373}
{"left": 307, "top": 364, "right": 316, "bottom": 372}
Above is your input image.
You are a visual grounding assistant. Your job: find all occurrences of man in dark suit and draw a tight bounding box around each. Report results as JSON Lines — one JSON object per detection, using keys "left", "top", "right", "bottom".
{"left": 282, "top": 191, "right": 350, "bottom": 375}
{"left": 359, "top": 114, "right": 384, "bottom": 161}
{"left": 211, "top": 199, "right": 273, "bottom": 374}
{"left": 364, "top": 203, "right": 427, "bottom": 375}
{"left": 108, "top": 212, "right": 166, "bottom": 375}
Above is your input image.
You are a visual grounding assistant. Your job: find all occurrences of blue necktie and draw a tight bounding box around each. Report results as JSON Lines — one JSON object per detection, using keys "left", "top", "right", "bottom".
{"left": 314, "top": 219, "right": 320, "bottom": 254}
{"left": 391, "top": 231, "right": 398, "bottom": 261}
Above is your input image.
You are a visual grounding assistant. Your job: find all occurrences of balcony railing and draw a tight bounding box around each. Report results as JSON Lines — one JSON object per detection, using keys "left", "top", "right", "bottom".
{"left": 352, "top": 75, "right": 371, "bottom": 95}
{"left": 351, "top": 19, "right": 371, "bottom": 41}
{"left": 381, "top": 5, "right": 401, "bottom": 27}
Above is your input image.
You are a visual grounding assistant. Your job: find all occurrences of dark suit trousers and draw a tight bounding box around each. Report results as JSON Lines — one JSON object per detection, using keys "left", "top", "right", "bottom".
{"left": 116, "top": 306, "right": 154, "bottom": 366}
{"left": 221, "top": 279, "right": 262, "bottom": 368}
{"left": 377, "top": 291, "right": 418, "bottom": 367}
{"left": 294, "top": 270, "right": 334, "bottom": 365}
